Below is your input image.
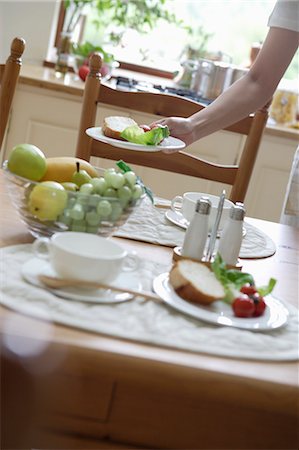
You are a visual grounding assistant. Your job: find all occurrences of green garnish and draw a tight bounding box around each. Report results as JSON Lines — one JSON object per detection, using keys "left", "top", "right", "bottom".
{"left": 257, "top": 278, "right": 277, "bottom": 297}
{"left": 211, "top": 253, "right": 276, "bottom": 303}
{"left": 120, "top": 125, "right": 169, "bottom": 146}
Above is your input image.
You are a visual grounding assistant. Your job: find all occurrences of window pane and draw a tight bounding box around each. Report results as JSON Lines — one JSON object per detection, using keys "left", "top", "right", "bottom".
{"left": 82, "top": 0, "right": 297, "bottom": 81}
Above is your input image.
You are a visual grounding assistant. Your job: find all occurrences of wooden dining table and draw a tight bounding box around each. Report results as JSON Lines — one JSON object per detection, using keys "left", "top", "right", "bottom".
{"left": 0, "top": 169, "right": 298, "bottom": 450}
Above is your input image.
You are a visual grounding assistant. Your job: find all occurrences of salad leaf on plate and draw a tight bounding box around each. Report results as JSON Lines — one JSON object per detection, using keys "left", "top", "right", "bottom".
{"left": 211, "top": 253, "right": 276, "bottom": 303}
{"left": 120, "top": 124, "right": 170, "bottom": 146}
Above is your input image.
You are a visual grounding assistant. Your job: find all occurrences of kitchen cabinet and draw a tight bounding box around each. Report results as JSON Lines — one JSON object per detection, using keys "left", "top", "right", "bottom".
{"left": 3, "top": 76, "right": 298, "bottom": 223}
{"left": 3, "top": 334, "right": 297, "bottom": 450}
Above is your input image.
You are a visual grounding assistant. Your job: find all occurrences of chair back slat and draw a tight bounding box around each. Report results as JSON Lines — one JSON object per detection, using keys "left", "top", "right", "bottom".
{"left": 88, "top": 142, "right": 238, "bottom": 185}
{"left": 98, "top": 84, "right": 254, "bottom": 135}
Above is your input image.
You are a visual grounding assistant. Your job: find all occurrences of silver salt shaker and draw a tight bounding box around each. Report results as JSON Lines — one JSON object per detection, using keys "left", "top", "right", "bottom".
{"left": 181, "top": 197, "right": 211, "bottom": 261}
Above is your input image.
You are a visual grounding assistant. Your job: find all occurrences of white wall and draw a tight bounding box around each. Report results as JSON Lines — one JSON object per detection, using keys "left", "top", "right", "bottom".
{"left": 0, "top": 0, "right": 60, "bottom": 64}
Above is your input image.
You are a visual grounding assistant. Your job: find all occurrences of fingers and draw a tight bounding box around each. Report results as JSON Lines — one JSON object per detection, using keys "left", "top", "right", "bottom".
{"left": 149, "top": 118, "right": 169, "bottom": 129}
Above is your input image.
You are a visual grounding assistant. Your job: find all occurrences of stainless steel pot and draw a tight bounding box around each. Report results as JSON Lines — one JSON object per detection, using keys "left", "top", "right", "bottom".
{"left": 174, "top": 59, "right": 200, "bottom": 88}
{"left": 230, "top": 65, "right": 249, "bottom": 85}
{"left": 191, "top": 59, "right": 233, "bottom": 100}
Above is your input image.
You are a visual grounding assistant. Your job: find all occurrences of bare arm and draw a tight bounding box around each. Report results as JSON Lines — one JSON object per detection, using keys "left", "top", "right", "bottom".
{"left": 156, "top": 27, "right": 299, "bottom": 147}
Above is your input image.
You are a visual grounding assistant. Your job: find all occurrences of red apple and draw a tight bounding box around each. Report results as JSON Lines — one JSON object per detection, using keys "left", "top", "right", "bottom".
{"left": 100, "top": 63, "right": 110, "bottom": 78}
{"left": 79, "top": 65, "right": 89, "bottom": 82}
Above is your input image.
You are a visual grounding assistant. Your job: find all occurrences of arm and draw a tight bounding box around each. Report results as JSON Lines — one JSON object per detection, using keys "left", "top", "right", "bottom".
{"left": 156, "top": 27, "right": 299, "bottom": 147}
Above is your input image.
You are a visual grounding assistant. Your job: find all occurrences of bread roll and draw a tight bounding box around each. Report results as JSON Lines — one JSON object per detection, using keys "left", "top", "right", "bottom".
{"left": 169, "top": 259, "right": 225, "bottom": 305}
{"left": 103, "top": 116, "right": 138, "bottom": 140}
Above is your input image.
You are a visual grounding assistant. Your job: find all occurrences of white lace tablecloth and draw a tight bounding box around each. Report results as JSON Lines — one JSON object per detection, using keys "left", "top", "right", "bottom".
{"left": 1, "top": 244, "right": 298, "bottom": 361}
{"left": 114, "top": 197, "right": 276, "bottom": 259}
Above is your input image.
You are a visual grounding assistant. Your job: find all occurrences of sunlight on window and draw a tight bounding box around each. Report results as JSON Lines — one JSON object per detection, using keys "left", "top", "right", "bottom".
{"left": 83, "top": 0, "right": 297, "bottom": 80}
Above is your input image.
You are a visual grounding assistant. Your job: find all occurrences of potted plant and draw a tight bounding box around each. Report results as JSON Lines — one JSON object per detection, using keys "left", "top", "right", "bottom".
{"left": 56, "top": 0, "right": 184, "bottom": 76}
{"left": 71, "top": 40, "right": 119, "bottom": 81}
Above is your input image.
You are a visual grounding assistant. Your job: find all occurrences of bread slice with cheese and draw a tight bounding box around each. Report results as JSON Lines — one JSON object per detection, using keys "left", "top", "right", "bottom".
{"left": 169, "top": 259, "right": 225, "bottom": 305}
{"left": 103, "top": 116, "right": 138, "bottom": 140}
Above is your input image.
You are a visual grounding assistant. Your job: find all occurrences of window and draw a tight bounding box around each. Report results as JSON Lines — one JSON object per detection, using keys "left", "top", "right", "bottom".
{"left": 56, "top": 0, "right": 298, "bottom": 81}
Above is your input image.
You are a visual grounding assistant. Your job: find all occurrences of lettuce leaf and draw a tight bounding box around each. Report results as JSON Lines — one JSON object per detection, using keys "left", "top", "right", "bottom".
{"left": 211, "top": 253, "right": 276, "bottom": 303}
{"left": 120, "top": 125, "right": 170, "bottom": 146}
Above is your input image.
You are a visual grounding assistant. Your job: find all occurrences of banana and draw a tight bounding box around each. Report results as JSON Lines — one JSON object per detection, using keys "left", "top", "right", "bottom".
{"left": 41, "top": 157, "right": 98, "bottom": 182}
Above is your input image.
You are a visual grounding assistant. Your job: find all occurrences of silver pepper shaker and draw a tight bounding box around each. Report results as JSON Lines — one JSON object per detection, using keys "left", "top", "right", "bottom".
{"left": 181, "top": 197, "right": 211, "bottom": 261}
{"left": 217, "top": 203, "right": 245, "bottom": 265}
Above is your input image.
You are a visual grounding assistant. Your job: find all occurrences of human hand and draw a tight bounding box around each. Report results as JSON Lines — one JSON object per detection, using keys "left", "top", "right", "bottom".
{"left": 149, "top": 117, "right": 196, "bottom": 153}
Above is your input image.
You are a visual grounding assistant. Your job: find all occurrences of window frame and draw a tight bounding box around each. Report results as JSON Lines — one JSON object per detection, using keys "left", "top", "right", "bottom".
{"left": 46, "top": 1, "right": 174, "bottom": 79}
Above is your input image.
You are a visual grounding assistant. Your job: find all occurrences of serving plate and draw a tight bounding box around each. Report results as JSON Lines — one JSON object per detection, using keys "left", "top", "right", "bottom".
{"left": 153, "top": 272, "right": 289, "bottom": 331}
{"left": 22, "top": 257, "right": 142, "bottom": 304}
{"left": 86, "top": 127, "right": 186, "bottom": 152}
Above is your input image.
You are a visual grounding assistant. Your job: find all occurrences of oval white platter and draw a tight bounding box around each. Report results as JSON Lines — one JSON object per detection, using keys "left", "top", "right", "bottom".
{"left": 153, "top": 272, "right": 289, "bottom": 331}
{"left": 86, "top": 127, "right": 186, "bottom": 152}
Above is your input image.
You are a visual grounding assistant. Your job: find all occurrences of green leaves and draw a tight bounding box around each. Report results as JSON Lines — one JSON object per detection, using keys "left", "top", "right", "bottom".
{"left": 65, "top": 0, "right": 183, "bottom": 42}
{"left": 72, "top": 41, "right": 114, "bottom": 62}
{"left": 257, "top": 278, "right": 277, "bottom": 297}
{"left": 120, "top": 125, "right": 169, "bottom": 146}
{"left": 211, "top": 254, "right": 276, "bottom": 303}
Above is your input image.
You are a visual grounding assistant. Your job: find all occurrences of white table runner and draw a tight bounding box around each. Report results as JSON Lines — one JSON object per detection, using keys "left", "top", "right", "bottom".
{"left": 114, "top": 198, "right": 276, "bottom": 259}
{"left": 1, "top": 244, "right": 298, "bottom": 361}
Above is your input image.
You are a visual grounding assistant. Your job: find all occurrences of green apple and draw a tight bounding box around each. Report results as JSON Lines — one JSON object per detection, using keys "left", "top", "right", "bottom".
{"left": 8, "top": 143, "right": 47, "bottom": 181}
{"left": 28, "top": 181, "right": 67, "bottom": 221}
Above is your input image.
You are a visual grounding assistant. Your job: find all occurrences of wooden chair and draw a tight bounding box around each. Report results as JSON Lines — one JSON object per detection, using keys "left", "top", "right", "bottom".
{"left": 0, "top": 37, "right": 26, "bottom": 150}
{"left": 76, "top": 54, "right": 269, "bottom": 203}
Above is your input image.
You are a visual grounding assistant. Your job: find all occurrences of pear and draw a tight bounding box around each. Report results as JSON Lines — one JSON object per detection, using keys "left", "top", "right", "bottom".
{"left": 71, "top": 162, "right": 92, "bottom": 187}
{"left": 41, "top": 157, "right": 98, "bottom": 182}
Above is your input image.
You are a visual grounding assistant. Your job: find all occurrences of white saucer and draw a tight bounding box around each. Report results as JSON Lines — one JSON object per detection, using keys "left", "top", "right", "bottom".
{"left": 86, "top": 127, "right": 186, "bottom": 152}
{"left": 165, "top": 209, "right": 189, "bottom": 229}
{"left": 153, "top": 273, "right": 289, "bottom": 331}
{"left": 22, "top": 258, "right": 142, "bottom": 304}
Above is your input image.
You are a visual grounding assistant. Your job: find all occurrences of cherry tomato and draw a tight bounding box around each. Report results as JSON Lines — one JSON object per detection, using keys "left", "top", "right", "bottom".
{"left": 232, "top": 294, "right": 255, "bottom": 318}
{"left": 140, "top": 124, "right": 151, "bottom": 132}
{"left": 240, "top": 284, "right": 257, "bottom": 296}
{"left": 253, "top": 296, "right": 267, "bottom": 317}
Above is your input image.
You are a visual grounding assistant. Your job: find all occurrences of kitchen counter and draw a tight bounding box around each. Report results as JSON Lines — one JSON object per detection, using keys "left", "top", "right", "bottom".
{"left": 17, "top": 63, "right": 299, "bottom": 141}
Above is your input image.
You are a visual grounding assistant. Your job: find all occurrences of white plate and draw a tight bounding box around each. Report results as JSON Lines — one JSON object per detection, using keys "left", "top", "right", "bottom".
{"left": 165, "top": 209, "right": 247, "bottom": 237}
{"left": 153, "top": 273, "right": 289, "bottom": 331}
{"left": 86, "top": 127, "right": 186, "bottom": 152}
{"left": 22, "top": 258, "right": 142, "bottom": 304}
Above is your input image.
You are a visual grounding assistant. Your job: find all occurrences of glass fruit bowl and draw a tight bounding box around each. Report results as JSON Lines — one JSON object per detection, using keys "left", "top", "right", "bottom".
{"left": 2, "top": 161, "right": 144, "bottom": 239}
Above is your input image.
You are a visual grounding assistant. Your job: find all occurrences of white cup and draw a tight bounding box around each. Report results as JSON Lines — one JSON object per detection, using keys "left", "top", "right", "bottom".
{"left": 33, "top": 232, "right": 139, "bottom": 283}
{"left": 171, "top": 192, "right": 234, "bottom": 231}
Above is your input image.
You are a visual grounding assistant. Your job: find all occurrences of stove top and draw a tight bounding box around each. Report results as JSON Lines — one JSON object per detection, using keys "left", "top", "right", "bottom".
{"left": 114, "top": 76, "right": 212, "bottom": 105}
